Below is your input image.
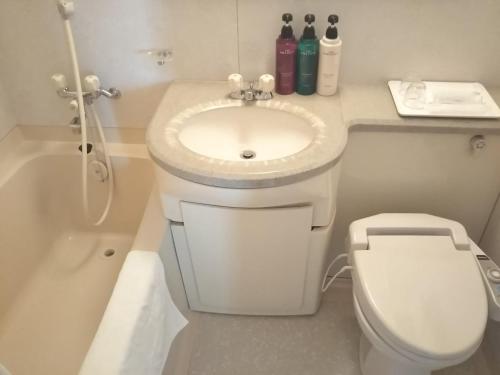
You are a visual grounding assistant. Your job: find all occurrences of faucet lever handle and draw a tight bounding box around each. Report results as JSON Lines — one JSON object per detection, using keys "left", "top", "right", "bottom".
{"left": 228, "top": 73, "right": 243, "bottom": 93}
{"left": 84, "top": 75, "right": 101, "bottom": 93}
{"left": 51, "top": 73, "right": 68, "bottom": 91}
{"left": 259, "top": 74, "right": 275, "bottom": 93}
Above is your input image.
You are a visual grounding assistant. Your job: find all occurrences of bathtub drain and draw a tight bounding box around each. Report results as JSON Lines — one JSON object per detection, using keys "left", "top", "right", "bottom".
{"left": 78, "top": 143, "right": 93, "bottom": 154}
{"left": 103, "top": 248, "right": 115, "bottom": 258}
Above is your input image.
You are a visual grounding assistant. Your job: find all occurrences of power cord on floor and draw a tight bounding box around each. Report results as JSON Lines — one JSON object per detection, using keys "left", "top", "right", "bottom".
{"left": 321, "top": 253, "right": 353, "bottom": 293}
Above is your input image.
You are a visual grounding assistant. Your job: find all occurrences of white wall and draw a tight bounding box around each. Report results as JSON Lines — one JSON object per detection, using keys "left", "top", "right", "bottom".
{"left": 0, "top": 0, "right": 163, "bottom": 128}
{"left": 480, "top": 197, "right": 500, "bottom": 265}
{"left": 0, "top": 0, "right": 499, "bottom": 128}
{"left": 238, "top": 0, "right": 500, "bottom": 83}
{"left": 331, "top": 130, "right": 500, "bottom": 253}
{"left": 0, "top": 78, "right": 15, "bottom": 140}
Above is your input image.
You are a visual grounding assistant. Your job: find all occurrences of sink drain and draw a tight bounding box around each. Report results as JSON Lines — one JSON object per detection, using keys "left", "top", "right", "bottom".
{"left": 240, "top": 150, "right": 256, "bottom": 160}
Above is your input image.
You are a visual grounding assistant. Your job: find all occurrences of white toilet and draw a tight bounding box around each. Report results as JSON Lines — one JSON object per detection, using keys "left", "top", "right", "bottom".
{"left": 347, "top": 213, "right": 488, "bottom": 375}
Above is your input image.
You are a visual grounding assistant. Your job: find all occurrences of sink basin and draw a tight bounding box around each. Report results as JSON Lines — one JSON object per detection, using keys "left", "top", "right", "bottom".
{"left": 147, "top": 82, "right": 344, "bottom": 189}
{"left": 171, "top": 102, "right": 320, "bottom": 162}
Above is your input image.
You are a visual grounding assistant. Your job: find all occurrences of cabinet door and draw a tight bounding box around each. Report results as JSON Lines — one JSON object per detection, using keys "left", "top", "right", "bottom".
{"left": 171, "top": 203, "right": 313, "bottom": 315}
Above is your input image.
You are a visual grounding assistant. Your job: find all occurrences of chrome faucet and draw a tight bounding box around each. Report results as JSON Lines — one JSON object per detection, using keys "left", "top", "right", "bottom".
{"left": 51, "top": 74, "right": 121, "bottom": 132}
{"left": 228, "top": 74, "right": 275, "bottom": 102}
{"left": 51, "top": 73, "right": 121, "bottom": 105}
{"left": 55, "top": 86, "right": 121, "bottom": 103}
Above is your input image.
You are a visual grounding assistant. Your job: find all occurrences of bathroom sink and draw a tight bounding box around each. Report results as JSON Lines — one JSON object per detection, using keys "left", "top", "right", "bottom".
{"left": 169, "top": 101, "right": 321, "bottom": 162}
{"left": 147, "top": 82, "right": 345, "bottom": 188}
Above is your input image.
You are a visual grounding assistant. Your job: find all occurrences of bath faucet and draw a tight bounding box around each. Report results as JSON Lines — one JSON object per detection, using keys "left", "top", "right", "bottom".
{"left": 51, "top": 74, "right": 121, "bottom": 105}
{"left": 228, "top": 74, "right": 275, "bottom": 102}
{"left": 51, "top": 74, "right": 121, "bottom": 132}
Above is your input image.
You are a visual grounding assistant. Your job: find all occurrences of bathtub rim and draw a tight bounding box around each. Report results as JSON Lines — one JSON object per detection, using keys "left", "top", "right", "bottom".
{"left": 0, "top": 127, "right": 150, "bottom": 189}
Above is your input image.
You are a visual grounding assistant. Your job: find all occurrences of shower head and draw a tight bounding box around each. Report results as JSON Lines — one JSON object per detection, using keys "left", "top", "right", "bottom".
{"left": 57, "top": 0, "right": 74, "bottom": 20}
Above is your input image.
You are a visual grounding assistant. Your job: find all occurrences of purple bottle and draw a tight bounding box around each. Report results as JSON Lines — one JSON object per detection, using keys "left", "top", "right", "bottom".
{"left": 276, "top": 13, "right": 298, "bottom": 95}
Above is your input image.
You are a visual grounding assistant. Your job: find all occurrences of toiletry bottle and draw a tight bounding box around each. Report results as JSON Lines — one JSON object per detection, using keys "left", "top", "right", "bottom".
{"left": 296, "top": 14, "right": 319, "bottom": 95}
{"left": 275, "top": 13, "right": 298, "bottom": 95}
{"left": 317, "top": 15, "right": 342, "bottom": 96}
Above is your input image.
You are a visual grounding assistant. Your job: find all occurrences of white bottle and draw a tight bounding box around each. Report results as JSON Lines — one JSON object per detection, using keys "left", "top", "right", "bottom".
{"left": 317, "top": 15, "right": 342, "bottom": 96}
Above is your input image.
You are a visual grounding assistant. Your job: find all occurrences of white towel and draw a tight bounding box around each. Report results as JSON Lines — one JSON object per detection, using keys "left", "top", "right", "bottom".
{"left": 0, "top": 363, "right": 12, "bottom": 375}
{"left": 79, "top": 251, "right": 188, "bottom": 375}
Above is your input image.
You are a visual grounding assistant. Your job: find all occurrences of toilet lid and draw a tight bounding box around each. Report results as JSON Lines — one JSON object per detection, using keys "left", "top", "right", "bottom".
{"left": 352, "top": 235, "right": 487, "bottom": 361}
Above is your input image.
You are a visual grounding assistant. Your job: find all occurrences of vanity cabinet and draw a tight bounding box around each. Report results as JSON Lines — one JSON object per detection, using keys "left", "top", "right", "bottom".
{"left": 170, "top": 203, "right": 333, "bottom": 315}
{"left": 154, "top": 165, "right": 340, "bottom": 315}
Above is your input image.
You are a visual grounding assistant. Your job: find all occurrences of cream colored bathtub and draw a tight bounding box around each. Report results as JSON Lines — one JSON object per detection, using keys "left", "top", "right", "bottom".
{"left": 0, "top": 128, "right": 154, "bottom": 375}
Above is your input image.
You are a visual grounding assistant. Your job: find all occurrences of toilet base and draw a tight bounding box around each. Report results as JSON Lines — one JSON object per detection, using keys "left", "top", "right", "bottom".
{"left": 359, "top": 333, "right": 431, "bottom": 375}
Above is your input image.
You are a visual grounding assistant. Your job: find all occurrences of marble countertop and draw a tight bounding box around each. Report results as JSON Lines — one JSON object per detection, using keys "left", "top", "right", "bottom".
{"left": 146, "top": 81, "right": 500, "bottom": 188}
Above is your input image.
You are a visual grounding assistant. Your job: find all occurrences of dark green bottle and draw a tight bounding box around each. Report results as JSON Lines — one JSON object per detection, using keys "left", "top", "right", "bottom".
{"left": 296, "top": 14, "right": 319, "bottom": 95}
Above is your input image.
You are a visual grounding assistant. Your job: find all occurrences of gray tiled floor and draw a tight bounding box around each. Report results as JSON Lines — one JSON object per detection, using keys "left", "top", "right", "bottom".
{"left": 186, "top": 280, "right": 498, "bottom": 375}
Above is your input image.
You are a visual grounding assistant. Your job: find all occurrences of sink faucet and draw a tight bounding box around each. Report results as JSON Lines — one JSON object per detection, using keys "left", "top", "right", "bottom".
{"left": 228, "top": 74, "right": 275, "bottom": 102}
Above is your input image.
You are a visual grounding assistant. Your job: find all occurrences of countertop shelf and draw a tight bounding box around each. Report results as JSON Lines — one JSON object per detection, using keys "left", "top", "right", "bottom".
{"left": 146, "top": 81, "right": 500, "bottom": 188}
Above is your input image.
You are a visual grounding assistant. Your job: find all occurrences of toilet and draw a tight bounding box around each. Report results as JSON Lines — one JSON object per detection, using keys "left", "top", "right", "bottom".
{"left": 347, "top": 213, "right": 488, "bottom": 375}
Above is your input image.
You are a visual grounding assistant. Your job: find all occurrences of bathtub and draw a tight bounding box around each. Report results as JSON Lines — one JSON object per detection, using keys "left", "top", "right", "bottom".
{"left": 0, "top": 128, "right": 156, "bottom": 375}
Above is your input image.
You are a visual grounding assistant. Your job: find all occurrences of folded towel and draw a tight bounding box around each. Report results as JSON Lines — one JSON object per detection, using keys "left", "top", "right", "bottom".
{"left": 79, "top": 251, "right": 188, "bottom": 375}
{"left": 0, "top": 363, "right": 12, "bottom": 375}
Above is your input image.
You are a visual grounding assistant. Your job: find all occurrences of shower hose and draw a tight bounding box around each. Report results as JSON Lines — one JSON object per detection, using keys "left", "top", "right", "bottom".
{"left": 63, "top": 19, "right": 114, "bottom": 226}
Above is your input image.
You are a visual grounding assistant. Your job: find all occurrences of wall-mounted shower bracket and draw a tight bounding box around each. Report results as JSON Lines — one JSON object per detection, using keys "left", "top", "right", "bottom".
{"left": 139, "top": 48, "right": 174, "bottom": 66}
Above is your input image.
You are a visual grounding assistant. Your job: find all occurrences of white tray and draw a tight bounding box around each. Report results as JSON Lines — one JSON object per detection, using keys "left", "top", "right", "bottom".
{"left": 388, "top": 80, "right": 500, "bottom": 119}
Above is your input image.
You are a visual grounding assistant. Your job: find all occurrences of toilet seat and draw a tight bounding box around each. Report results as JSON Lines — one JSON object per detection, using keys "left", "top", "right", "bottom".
{"left": 353, "top": 293, "right": 465, "bottom": 370}
{"left": 351, "top": 233, "right": 488, "bottom": 363}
